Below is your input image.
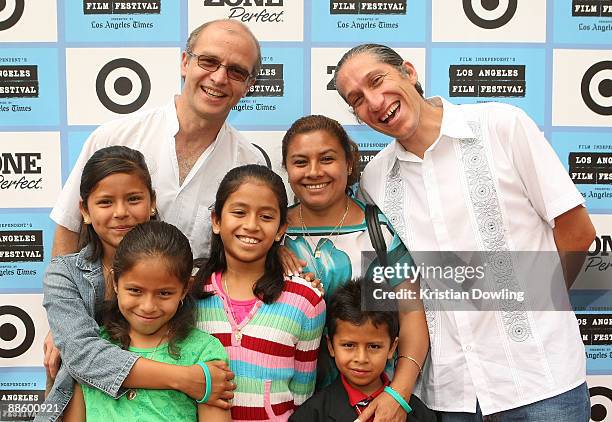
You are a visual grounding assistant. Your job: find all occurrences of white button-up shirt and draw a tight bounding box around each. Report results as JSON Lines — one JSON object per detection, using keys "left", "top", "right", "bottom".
{"left": 360, "top": 98, "right": 586, "bottom": 415}
{"left": 51, "top": 98, "right": 265, "bottom": 259}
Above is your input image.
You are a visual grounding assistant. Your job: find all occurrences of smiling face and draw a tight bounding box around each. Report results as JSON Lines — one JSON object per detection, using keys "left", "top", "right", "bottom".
{"left": 335, "top": 52, "right": 424, "bottom": 144}
{"left": 285, "top": 129, "right": 351, "bottom": 213}
{"left": 212, "top": 181, "right": 287, "bottom": 270}
{"left": 328, "top": 318, "right": 398, "bottom": 395}
{"left": 180, "top": 20, "right": 258, "bottom": 123}
{"left": 80, "top": 172, "right": 154, "bottom": 262}
{"left": 114, "top": 257, "right": 187, "bottom": 345}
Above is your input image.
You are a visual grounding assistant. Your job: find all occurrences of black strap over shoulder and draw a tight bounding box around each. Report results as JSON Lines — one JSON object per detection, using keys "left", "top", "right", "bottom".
{"left": 365, "top": 204, "right": 388, "bottom": 268}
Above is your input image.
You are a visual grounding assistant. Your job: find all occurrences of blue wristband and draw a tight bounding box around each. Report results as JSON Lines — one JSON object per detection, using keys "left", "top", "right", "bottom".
{"left": 384, "top": 386, "right": 412, "bottom": 414}
{"left": 195, "top": 362, "right": 212, "bottom": 404}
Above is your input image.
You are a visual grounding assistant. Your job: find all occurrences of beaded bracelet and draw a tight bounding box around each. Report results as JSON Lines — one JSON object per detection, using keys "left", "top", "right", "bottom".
{"left": 195, "top": 362, "right": 212, "bottom": 404}
{"left": 384, "top": 386, "right": 413, "bottom": 414}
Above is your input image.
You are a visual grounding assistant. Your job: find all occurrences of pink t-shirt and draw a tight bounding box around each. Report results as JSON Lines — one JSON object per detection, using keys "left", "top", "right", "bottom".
{"left": 218, "top": 281, "right": 257, "bottom": 324}
{"left": 228, "top": 296, "right": 257, "bottom": 324}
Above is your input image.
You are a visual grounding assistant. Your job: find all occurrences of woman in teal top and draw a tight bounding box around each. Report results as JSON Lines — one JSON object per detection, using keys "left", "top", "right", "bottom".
{"left": 281, "top": 115, "right": 429, "bottom": 421}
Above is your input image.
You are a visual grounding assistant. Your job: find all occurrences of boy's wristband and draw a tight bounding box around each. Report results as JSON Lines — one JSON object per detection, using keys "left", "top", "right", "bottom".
{"left": 384, "top": 386, "right": 412, "bottom": 414}
{"left": 195, "top": 362, "right": 212, "bottom": 404}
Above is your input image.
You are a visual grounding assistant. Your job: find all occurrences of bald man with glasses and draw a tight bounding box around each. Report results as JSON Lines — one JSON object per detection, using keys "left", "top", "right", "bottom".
{"left": 51, "top": 19, "right": 266, "bottom": 260}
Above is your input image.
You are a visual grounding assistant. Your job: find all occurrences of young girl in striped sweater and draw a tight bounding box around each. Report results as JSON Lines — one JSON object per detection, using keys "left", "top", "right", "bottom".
{"left": 194, "top": 165, "right": 326, "bottom": 421}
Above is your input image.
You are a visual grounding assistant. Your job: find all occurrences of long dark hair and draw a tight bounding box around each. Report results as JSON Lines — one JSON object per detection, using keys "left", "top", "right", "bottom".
{"left": 102, "top": 221, "right": 194, "bottom": 358}
{"left": 79, "top": 145, "right": 156, "bottom": 262}
{"left": 194, "top": 165, "right": 287, "bottom": 304}
{"left": 281, "top": 115, "right": 360, "bottom": 191}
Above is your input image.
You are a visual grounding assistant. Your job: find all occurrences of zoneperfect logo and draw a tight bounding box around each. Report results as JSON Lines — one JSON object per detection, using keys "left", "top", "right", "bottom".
{"left": 449, "top": 65, "right": 525, "bottom": 97}
{"left": 0, "top": 66, "right": 38, "bottom": 99}
{"left": 569, "top": 152, "right": 612, "bottom": 184}
{"left": 0, "top": 152, "right": 43, "bottom": 191}
{"left": 0, "top": 231, "right": 43, "bottom": 263}
{"left": 247, "top": 64, "right": 283, "bottom": 97}
{"left": 83, "top": 0, "right": 161, "bottom": 14}
{"left": 330, "top": 0, "right": 406, "bottom": 14}
{"left": 577, "top": 314, "right": 612, "bottom": 345}
{"left": 572, "top": 0, "right": 612, "bottom": 16}
{"left": 203, "top": 0, "right": 284, "bottom": 23}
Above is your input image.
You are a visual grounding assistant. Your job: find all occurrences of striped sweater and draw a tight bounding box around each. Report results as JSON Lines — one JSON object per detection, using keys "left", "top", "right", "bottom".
{"left": 197, "top": 272, "right": 326, "bottom": 421}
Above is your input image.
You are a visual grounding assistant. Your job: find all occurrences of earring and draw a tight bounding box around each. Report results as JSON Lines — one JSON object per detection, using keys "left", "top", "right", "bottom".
{"left": 348, "top": 168, "right": 352, "bottom": 176}
{"left": 83, "top": 217, "right": 90, "bottom": 224}
{"left": 151, "top": 208, "right": 156, "bottom": 216}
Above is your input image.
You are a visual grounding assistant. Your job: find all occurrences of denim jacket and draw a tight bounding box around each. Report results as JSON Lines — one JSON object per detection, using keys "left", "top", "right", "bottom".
{"left": 35, "top": 246, "right": 138, "bottom": 422}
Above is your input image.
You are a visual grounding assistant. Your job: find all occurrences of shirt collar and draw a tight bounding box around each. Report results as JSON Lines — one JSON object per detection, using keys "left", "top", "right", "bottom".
{"left": 392, "top": 96, "right": 475, "bottom": 163}
{"left": 75, "top": 244, "right": 101, "bottom": 272}
{"left": 169, "top": 95, "right": 227, "bottom": 146}
{"left": 341, "top": 372, "right": 390, "bottom": 407}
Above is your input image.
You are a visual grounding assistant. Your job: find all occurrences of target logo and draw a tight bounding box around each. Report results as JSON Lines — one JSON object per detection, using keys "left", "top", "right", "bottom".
{"left": 0, "top": 305, "right": 34, "bottom": 359}
{"left": 552, "top": 50, "right": 612, "bottom": 126}
{"left": 590, "top": 386, "right": 612, "bottom": 422}
{"left": 66, "top": 48, "right": 179, "bottom": 125}
{"left": 96, "top": 58, "right": 151, "bottom": 114}
{"left": 462, "top": 0, "right": 517, "bottom": 29}
{"left": 0, "top": 0, "right": 24, "bottom": 31}
{"left": 581, "top": 61, "right": 612, "bottom": 116}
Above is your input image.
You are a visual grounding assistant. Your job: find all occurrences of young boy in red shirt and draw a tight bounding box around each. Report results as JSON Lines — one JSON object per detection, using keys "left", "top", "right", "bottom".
{"left": 290, "top": 279, "right": 434, "bottom": 422}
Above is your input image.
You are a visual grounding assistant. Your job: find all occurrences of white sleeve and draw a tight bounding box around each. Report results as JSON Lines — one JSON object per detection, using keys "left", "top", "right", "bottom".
{"left": 49, "top": 127, "right": 111, "bottom": 232}
{"left": 497, "top": 106, "right": 584, "bottom": 227}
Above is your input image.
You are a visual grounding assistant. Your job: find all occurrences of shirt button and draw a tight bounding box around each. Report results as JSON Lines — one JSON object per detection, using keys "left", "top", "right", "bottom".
{"left": 464, "top": 345, "right": 472, "bottom": 352}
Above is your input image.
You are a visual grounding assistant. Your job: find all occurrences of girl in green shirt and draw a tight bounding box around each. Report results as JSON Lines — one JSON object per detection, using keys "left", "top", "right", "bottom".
{"left": 64, "top": 221, "right": 230, "bottom": 422}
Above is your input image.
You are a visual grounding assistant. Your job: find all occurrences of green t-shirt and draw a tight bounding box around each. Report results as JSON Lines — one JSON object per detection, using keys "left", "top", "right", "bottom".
{"left": 81, "top": 327, "right": 227, "bottom": 422}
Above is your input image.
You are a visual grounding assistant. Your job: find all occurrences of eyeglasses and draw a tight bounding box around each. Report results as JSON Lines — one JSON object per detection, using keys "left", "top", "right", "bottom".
{"left": 187, "top": 51, "right": 252, "bottom": 82}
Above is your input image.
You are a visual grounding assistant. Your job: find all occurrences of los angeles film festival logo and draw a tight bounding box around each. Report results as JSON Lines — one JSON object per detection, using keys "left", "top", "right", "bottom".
{"left": 329, "top": 0, "right": 406, "bottom": 14}
{"left": 572, "top": 0, "right": 612, "bottom": 17}
{"left": 203, "top": 0, "right": 285, "bottom": 22}
{"left": 247, "top": 64, "right": 283, "bottom": 98}
{"left": 449, "top": 64, "right": 526, "bottom": 97}
{"left": 0, "top": 0, "right": 25, "bottom": 31}
{"left": 569, "top": 152, "right": 612, "bottom": 186}
{"left": 0, "top": 231, "right": 43, "bottom": 265}
{"left": 83, "top": 0, "right": 161, "bottom": 14}
{"left": 0, "top": 65, "right": 37, "bottom": 112}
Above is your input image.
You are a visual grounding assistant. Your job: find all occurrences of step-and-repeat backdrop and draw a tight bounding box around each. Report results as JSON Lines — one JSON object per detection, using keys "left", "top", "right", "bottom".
{"left": 0, "top": 1, "right": 611, "bottom": 420}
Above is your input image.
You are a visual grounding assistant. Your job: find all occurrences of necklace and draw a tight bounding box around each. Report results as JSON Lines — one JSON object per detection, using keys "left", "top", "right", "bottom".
{"left": 101, "top": 262, "right": 114, "bottom": 300}
{"left": 126, "top": 329, "right": 169, "bottom": 400}
{"left": 299, "top": 198, "right": 350, "bottom": 259}
{"left": 223, "top": 274, "right": 244, "bottom": 341}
